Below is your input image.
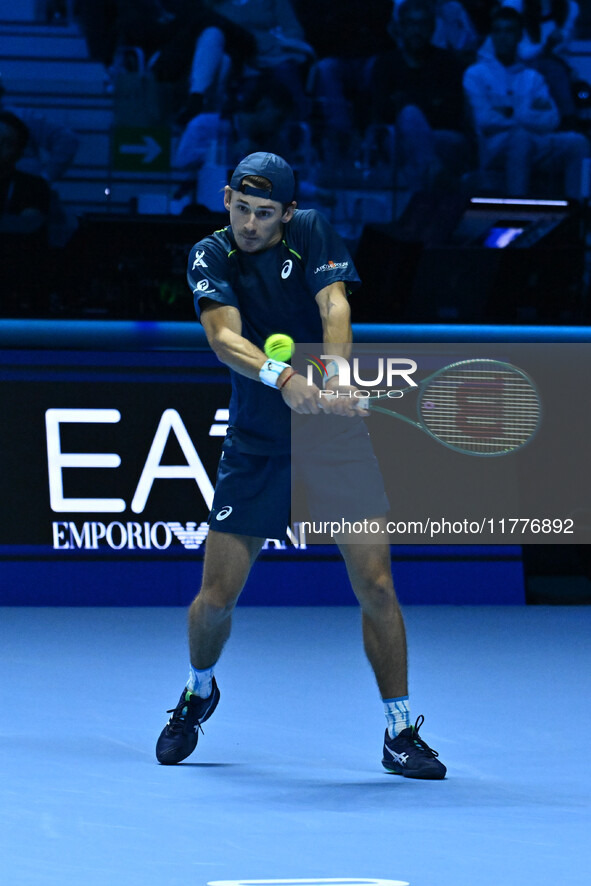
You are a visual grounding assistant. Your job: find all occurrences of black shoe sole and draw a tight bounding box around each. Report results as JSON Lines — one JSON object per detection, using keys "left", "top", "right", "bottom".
{"left": 382, "top": 760, "right": 447, "bottom": 779}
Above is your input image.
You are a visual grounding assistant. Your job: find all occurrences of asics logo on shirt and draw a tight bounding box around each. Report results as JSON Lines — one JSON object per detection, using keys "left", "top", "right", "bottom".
{"left": 281, "top": 259, "right": 293, "bottom": 279}
{"left": 216, "top": 506, "right": 233, "bottom": 521}
{"left": 192, "top": 250, "right": 208, "bottom": 269}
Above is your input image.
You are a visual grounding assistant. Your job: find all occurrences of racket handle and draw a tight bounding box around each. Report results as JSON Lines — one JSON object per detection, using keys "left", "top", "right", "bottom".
{"left": 318, "top": 394, "right": 370, "bottom": 412}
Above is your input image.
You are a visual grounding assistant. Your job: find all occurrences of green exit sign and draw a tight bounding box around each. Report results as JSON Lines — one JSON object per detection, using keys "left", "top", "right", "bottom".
{"left": 112, "top": 126, "right": 170, "bottom": 172}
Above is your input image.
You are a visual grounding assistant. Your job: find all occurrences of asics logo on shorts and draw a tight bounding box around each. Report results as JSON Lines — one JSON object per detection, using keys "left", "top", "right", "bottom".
{"left": 281, "top": 259, "right": 293, "bottom": 279}
{"left": 216, "top": 506, "right": 233, "bottom": 521}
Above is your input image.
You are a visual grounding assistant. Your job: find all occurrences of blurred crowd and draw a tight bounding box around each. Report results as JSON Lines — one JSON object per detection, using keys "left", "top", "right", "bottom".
{"left": 2, "top": 0, "right": 591, "bottom": 316}
{"left": 75, "top": 0, "right": 591, "bottom": 205}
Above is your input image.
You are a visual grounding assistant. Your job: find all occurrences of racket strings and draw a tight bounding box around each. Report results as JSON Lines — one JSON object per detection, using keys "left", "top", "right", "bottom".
{"left": 419, "top": 367, "right": 540, "bottom": 454}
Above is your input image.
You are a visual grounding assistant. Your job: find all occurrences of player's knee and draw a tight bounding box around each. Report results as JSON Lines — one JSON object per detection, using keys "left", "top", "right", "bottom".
{"left": 355, "top": 572, "right": 398, "bottom": 614}
{"left": 190, "top": 586, "right": 239, "bottom": 623}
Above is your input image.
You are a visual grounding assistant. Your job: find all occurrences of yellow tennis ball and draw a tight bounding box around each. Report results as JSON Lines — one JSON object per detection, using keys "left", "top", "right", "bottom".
{"left": 264, "top": 334, "right": 294, "bottom": 363}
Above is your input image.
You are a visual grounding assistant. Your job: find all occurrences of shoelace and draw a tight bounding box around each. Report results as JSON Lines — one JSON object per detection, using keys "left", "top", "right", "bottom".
{"left": 166, "top": 694, "right": 204, "bottom": 736}
{"left": 411, "top": 715, "right": 440, "bottom": 758}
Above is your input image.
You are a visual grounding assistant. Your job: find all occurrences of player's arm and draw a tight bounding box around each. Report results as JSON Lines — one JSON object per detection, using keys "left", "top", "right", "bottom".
{"left": 200, "top": 300, "right": 266, "bottom": 379}
{"left": 200, "top": 300, "right": 322, "bottom": 414}
{"left": 314, "top": 281, "right": 366, "bottom": 416}
{"left": 315, "top": 280, "right": 353, "bottom": 354}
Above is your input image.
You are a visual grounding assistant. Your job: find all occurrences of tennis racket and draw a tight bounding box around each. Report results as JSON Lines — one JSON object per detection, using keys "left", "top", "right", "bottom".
{"left": 355, "top": 358, "right": 542, "bottom": 456}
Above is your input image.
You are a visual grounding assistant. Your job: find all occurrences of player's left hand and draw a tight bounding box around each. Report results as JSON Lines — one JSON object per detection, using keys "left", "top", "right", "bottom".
{"left": 320, "top": 385, "right": 369, "bottom": 417}
{"left": 280, "top": 372, "right": 322, "bottom": 414}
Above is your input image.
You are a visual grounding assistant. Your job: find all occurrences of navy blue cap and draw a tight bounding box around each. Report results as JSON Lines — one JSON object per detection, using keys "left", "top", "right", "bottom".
{"left": 229, "top": 152, "right": 295, "bottom": 204}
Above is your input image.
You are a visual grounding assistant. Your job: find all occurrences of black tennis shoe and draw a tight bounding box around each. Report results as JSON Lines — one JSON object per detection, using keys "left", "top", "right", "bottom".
{"left": 156, "top": 678, "right": 220, "bottom": 765}
{"left": 382, "top": 715, "right": 447, "bottom": 779}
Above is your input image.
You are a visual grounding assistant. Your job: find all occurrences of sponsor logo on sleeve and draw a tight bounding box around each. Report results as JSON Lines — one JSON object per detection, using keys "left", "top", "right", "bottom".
{"left": 193, "top": 278, "right": 217, "bottom": 295}
{"left": 314, "top": 260, "right": 349, "bottom": 274}
{"left": 192, "top": 250, "right": 208, "bottom": 269}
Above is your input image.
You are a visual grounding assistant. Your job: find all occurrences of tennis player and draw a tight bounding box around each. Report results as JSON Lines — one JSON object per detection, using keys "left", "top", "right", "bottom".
{"left": 156, "top": 152, "right": 446, "bottom": 779}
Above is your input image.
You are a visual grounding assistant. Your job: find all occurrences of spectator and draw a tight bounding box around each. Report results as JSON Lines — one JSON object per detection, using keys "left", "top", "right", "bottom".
{"left": 371, "top": 0, "right": 472, "bottom": 191}
{"left": 303, "top": 0, "right": 392, "bottom": 157}
{"left": 431, "top": 0, "right": 481, "bottom": 53}
{"left": 174, "top": 80, "right": 332, "bottom": 209}
{"left": 391, "top": 0, "right": 481, "bottom": 54}
{"left": 504, "top": 0, "right": 581, "bottom": 124}
{"left": 459, "top": 0, "right": 499, "bottom": 42}
{"left": 0, "top": 111, "right": 52, "bottom": 314}
{"left": 0, "top": 77, "right": 79, "bottom": 182}
{"left": 504, "top": 0, "right": 579, "bottom": 61}
{"left": 463, "top": 6, "right": 589, "bottom": 196}
{"left": 203, "top": 0, "right": 315, "bottom": 119}
{"left": 78, "top": 2, "right": 254, "bottom": 122}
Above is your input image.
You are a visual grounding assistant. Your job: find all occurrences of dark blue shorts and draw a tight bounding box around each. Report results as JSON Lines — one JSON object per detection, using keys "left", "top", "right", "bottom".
{"left": 209, "top": 421, "right": 389, "bottom": 538}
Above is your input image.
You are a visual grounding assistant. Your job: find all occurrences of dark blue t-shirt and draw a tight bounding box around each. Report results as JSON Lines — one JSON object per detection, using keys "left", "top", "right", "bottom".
{"left": 187, "top": 208, "right": 361, "bottom": 453}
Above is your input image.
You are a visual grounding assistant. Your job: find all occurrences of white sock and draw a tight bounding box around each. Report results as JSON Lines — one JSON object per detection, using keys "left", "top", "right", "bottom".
{"left": 383, "top": 696, "right": 410, "bottom": 738}
{"left": 187, "top": 664, "right": 214, "bottom": 699}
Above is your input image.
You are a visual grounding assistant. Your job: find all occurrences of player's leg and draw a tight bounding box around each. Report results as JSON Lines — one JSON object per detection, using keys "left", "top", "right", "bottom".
{"left": 188, "top": 441, "right": 288, "bottom": 674}
{"left": 336, "top": 522, "right": 446, "bottom": 779}
{"left": 156, "top": 530, "right": 263, "bottom": 766}
{"left": 157, "top": 443, "right": 290, "bottom": 765}
{"left": 299, "top": 425, "right": 404, "bottom": 697}
{"left": 188, "top": 529, "right": 265, "bottom": 669}
{"left": 335, "top": 525, "right": 407, "bottom": 699}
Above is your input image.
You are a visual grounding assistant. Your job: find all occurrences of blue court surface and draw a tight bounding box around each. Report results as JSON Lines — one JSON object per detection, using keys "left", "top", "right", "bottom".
{"left": 1, "top": 604, "right": 590, "bottom": 886}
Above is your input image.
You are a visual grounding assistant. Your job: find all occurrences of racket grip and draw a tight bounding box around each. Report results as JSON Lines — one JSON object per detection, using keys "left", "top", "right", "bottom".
{"left": 318, "top": 394, "right": 370, "bottom": 412}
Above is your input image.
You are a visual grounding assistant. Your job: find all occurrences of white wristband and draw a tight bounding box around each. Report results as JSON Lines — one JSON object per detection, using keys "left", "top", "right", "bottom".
{"left": 259, "top": 359, "right": 290, "bottom": 388}
{"left": 323, "top": 359, "right": 340, "bottom": 388}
